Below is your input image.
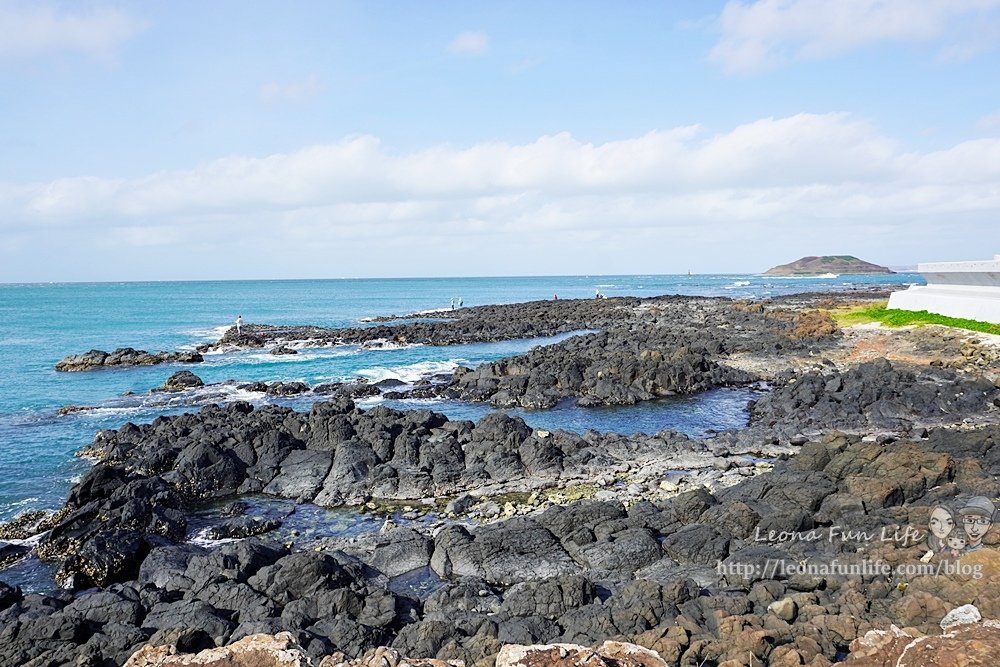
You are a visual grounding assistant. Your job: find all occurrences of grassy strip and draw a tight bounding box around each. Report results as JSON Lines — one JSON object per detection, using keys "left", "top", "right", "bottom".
{"left": 831, "top": 303, "right": 1000, "bottom": 335}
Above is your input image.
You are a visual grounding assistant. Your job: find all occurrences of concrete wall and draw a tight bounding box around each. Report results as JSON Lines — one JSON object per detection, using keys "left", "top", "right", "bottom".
{"left": 887, "top": 255, "right": 1000, "bottom": 323}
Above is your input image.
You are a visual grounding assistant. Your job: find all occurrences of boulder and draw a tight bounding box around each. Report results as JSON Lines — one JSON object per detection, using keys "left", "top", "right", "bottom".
{"left": 941, "top": 604, "right": 982, "bottom": 630}
{"left": 159, "top": 371, "right": 205, "bottom": 392}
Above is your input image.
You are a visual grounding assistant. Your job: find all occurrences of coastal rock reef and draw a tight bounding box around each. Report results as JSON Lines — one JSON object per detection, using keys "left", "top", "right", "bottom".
{"left": 9, "top": 291, "right": 1000, "bottom": 666}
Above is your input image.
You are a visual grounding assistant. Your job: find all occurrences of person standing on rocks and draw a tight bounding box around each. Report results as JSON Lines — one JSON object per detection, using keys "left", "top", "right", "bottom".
{"left": 960, "top": 496, "right": 996, "bottom": 551}
{"left": 236, "top": 314, "right": 243, "bottom": 335}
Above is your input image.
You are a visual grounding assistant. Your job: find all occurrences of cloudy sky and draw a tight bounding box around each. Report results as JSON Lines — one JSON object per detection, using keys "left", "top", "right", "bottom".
{"left": 2, "top": 0, "right": 1000, "bottom": 281}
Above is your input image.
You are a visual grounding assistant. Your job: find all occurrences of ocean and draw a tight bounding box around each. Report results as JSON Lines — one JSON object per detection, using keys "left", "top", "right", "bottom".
{"left": 0, "top": 273, "right": 919, "bottom": 589}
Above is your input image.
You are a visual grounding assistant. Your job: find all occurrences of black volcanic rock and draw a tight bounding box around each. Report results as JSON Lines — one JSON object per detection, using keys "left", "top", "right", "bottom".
{"left": 18, "top": 292, "right": 1000, "bottom": 666}
{"left": 266, "top": 381, "right": 310, "bottom": 397}
{"left": 4, "top": 420, "right": 1000, "bottom": 666}
{"left": 159, "top": 370, "right": 205, "bottom": 392}
{"left": 55, "top": 347, "right": 203, "bottom": 371}
{"left": 206, "top": 516, "right": 282, "bottom": 540}
{"left": 750, "top": 358, "right": 998, "bottom": 436}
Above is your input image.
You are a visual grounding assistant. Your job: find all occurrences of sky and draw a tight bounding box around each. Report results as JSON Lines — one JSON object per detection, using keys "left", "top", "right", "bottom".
{"left": 2, "top": 0, "right": 1000, "bottom": 281}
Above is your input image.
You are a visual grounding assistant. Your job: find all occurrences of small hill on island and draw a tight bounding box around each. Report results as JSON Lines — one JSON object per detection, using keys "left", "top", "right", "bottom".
{"left": 763, "top": 255, "right": 894, "bottom": 276}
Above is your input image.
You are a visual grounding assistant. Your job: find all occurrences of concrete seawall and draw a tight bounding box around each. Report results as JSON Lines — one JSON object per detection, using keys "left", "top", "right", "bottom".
{"left": 888, "top": 255, "right": 1000, "bottom": 323}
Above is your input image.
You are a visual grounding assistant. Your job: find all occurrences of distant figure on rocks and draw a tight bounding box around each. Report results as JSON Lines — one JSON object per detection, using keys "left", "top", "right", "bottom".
{"left": 595, "top": 289, "right": 603, "bottom": 299}
{"left": 458, "top": 298, "right": 463, "bottom": 308}
{"left": 236, "top": 314, "right": 242, "bottom": 335}
{"left": 450, "top": 298, "right": 455, "bottom": 311}
{"left": 553, "top": 294, "right": 559, "bottom": 300}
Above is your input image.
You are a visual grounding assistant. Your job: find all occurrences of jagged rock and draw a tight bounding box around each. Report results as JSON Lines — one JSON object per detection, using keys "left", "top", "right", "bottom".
{"left": 750, "top": 359, "right": 998, "bottom": 435}
{"left": 206, "top": 516, "right": 282, "bottom": 540}
{"left": 142, "top": 599, "right": 236, "bottom": 648}
{"left": 267, "top": 382, "right": 311, "bottom": 397}
{"left": 431, "top": 519, "right": 580, "bottom": 585}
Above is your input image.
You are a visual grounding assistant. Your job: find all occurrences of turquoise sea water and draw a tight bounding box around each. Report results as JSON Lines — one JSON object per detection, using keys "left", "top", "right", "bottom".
{"left": 0, "top": 273, "right": 920, "bottom": 586}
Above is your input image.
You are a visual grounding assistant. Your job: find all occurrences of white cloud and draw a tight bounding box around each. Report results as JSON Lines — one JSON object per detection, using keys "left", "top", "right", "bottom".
{"left": 259, "top": 74, "right": 324, "bottom": 105}
{"left": 710, "top": 0, "right": 1000, "bottom": 74}
{"left": 3, "top": 112, "right": 1000, "bottom": 278}
{"left": 0, "top": 3, "right": 147, "bottom": 61}
{"left": 449, "top": 30, "right": 489, "bottom": 56}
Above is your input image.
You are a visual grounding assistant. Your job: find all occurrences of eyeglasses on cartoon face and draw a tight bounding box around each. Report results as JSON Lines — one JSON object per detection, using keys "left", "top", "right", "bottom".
{"left": 963, "top": 516, "right": 992, "bottom": 527}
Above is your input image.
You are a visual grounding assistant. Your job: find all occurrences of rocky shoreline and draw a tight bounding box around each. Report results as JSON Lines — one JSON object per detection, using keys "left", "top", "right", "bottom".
{"left": 10, "top": 290, "right": 1000, "bottom": 666}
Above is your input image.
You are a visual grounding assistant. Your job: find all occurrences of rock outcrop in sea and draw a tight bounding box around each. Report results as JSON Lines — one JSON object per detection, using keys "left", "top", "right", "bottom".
{"left": 763, "top": 255, "right": 894, "bottom": 276}
{"left": 55, "top": 347, "right": 203, "bottom": 371}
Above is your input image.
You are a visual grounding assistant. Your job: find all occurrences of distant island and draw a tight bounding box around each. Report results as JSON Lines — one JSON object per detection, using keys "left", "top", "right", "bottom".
{"left": 763, "top": 255, "right": 895, "bottom": 276}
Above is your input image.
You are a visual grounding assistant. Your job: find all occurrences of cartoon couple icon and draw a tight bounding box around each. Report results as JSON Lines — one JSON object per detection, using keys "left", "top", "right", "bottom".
{"left": 928, "top": 496, "right": 996, "bottom": 557}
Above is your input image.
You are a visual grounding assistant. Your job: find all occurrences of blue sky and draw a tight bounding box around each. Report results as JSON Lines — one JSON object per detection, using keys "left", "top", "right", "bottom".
{"left": 2, "top": 0, "right": 1000, "bottom": 281}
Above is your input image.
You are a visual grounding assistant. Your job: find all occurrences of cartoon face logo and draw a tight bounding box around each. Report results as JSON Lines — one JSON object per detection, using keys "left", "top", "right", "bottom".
{"left": 946, "top": 532, "right": 967, "bottom": 552}
{"left": 959, "top": 496, "right": 996, "bottom": 550}
{"left": 927, "top": 505, "right": 955, "bottom": 551}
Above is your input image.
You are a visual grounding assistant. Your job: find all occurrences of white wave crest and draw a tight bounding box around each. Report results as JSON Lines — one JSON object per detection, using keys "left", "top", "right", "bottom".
{"left": 360, "top": 339, "right": 423, "bottom": 351}
{"left": 182, "top": 324, "right": 232, "bottom": 342}
{"left": 357, "top": 360, "right": 462, "bottom": 384}
{"left": 1, "top": 496, "right": 40, "bottom": 511}
{"left": 189, "top": 527, "right": 241, "bottom": 546}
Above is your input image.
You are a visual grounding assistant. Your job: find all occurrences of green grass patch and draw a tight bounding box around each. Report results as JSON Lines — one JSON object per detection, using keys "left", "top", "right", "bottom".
{"left": 831, "top": 303, "right": 1000, "bottom": 335}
